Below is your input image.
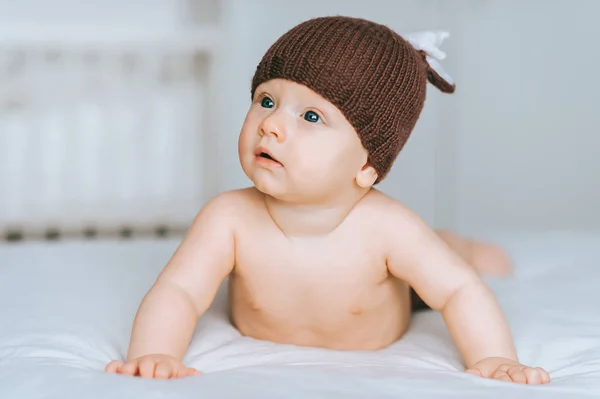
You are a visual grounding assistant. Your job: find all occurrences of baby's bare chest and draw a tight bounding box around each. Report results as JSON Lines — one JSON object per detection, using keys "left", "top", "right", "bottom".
{"left": 232, "top": 232, "right": 389, "bottom": 309}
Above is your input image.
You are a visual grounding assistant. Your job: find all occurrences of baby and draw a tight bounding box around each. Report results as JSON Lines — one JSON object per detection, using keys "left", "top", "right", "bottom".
{"left": 106, "top": 16, "right": 550, "bottom": 384}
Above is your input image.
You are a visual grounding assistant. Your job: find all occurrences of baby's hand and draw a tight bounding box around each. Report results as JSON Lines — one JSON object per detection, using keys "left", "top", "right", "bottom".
{"left": 105, "top": 354, "right": 202, "bottom": 379}
{"left": 465, "top": 357, "right": 550, "bottom": 384}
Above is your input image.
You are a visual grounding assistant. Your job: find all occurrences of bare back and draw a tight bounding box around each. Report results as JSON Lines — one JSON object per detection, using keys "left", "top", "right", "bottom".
{"left": 228, "top": 188, "right": 412, "bottom": 351}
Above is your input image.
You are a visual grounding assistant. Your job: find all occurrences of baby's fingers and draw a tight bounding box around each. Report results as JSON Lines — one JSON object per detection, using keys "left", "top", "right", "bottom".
{"left": 465, "top": 368, "right": 482, "bottom": 377}
{"left": 184, "top": 368, "right": 203, "bottom": 378}
{"left": 172, "top": 366, "right": 201, "bottom": 379}
{"left": 138, "top": 358, "right": 157, "bottom": 378}
{"left": 154, "top": 361, "right": 175, "bottom": 379}
{"left": 120, "top": 361, "right": 140, "bottom": 376}
{"left": 523, "top": 367, "right": 551, "bottom": 385}
{"left": 539, "top": 368, "right": 551, "bottom": 384}
{"left": 105, "top": 360, "right": 124, "bottom": 374}
{"left": 506, "top": 366, "right": 527, "bottom": 384}
{"left": 491, "top": 368, "right": 512, "bottom": 383}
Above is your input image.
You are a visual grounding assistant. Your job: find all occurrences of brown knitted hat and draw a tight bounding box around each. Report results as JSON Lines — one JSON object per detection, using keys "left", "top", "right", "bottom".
{"left": 251, "top": 16, "right": 455, "bottom": 183}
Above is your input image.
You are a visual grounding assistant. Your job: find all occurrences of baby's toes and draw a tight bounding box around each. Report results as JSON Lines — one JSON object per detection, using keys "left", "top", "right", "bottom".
{"left": 473, "top": 245, "right": 513, "bottom": 276}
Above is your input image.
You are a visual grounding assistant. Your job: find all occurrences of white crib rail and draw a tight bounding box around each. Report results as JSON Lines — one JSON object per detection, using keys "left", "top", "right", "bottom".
{"left": 0, "top": 27, "right": 220, "bottom": 241}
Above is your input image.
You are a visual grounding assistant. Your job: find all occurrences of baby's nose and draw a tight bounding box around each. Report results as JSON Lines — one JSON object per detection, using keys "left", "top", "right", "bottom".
{"left": 259, "top": 115, "right": 286, "bottom": 142}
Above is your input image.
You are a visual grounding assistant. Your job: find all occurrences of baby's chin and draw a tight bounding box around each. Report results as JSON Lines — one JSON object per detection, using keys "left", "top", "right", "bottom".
{"left": 248, "top": 174, "right": 288, "bottom": 199}
{"left": 252, "top": 178, "right": 316, "bottom": 203}
{"left": 246, "top": 168, "right": 344, "bottom": 203}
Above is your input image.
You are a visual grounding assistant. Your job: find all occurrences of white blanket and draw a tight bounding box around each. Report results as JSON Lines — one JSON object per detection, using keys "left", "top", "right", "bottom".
{"left": 1, "top": 231, "right": 599, "bottom": 398}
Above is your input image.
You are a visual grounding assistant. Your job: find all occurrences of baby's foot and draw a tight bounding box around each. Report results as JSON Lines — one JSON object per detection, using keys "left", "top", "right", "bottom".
{"left": 436, "top": 230, "right": 513, "bottom": 276}
{"left": 469, "top": 240, "right": 512, "bottom": 276}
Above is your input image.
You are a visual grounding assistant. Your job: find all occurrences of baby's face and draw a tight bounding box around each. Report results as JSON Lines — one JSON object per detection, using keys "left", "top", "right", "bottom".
{"left": 238, "top": 79, "right": 371, "bottom": 201}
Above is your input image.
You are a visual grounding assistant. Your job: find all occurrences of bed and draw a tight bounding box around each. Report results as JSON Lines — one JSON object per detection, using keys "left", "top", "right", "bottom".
{"left": 1, "top": 230, "right": 599, "bottom": 398}
{"left": 2, "top": 6, "right": 600, "bottom": 396}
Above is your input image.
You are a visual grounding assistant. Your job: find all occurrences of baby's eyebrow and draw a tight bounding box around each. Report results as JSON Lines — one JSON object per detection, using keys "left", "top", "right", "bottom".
{"left": 253, "top": 90, "right": 271, "bottom": 101}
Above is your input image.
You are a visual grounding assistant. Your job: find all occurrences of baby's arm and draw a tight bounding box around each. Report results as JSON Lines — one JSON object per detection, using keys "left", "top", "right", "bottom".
{"left": 105, "top": 193, "right": 236, "bottom": 378}
{"left": 384, "top": 203, "right": 550, "bottom": 384}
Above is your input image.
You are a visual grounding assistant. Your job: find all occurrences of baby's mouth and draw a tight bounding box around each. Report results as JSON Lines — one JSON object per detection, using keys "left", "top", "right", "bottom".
{"left": 254, "top": 147, "right": 283, "bottom": 166}
{"left": 259, "top": 152, "right": 276, "bottom": 161}
{"left": 258, "top": 152, "right": 283, "bottom": 166}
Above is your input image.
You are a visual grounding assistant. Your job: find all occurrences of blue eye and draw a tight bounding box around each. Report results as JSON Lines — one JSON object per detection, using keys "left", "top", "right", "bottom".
{"left": 303, "top": 111, "right": 320, "bottom": 123}
{"left": 260, "top": 97, "right": 274, "bottom": 108}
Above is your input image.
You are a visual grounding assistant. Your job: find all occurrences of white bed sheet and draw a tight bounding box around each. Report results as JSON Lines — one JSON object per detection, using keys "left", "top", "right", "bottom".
{"left": 1, "top": 231, "right": 599, "bottom": 398}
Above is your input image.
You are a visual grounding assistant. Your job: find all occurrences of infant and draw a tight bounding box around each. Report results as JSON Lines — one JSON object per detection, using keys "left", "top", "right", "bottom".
{"left": 106, "top": 16, "right": 550, "bottom": 385}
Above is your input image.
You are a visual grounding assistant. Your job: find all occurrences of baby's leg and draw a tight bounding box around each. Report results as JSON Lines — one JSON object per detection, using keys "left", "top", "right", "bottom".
{"left": 436, "top": 230, "right": 512, "bottom": 276}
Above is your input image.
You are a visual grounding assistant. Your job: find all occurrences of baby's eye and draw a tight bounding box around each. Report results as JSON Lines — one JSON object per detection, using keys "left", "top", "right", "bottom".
{"left": 303, "top": 110, "right": 321, "bottom": 123}
{"left": 260, "top": 97, "right": 274, "bottom": 108}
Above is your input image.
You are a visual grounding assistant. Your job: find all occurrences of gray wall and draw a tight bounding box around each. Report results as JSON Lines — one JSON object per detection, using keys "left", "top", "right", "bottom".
{"left": 1, "top": 0, "right": 598, "bottom": 235}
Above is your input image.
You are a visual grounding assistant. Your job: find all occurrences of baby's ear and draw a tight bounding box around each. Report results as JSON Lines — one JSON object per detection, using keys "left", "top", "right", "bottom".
{"left": 356, "top": 165, "right": 378, "bottom": 188}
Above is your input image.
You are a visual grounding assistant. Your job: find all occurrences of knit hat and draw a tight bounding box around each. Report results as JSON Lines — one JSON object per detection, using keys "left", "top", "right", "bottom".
{"left": 250, "top": 16, "right": 455, "bottom": 183}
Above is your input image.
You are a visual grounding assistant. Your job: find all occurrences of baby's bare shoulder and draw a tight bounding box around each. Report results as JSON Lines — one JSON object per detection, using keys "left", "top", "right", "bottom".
{"left": 197, "top": 187, "right": 264, "bottom": 225}
{"left": 208, "top": 186, "right": 262, "bottom": 206}
{"left": 356, "top": 189, "right": 431, "bottom": 245}
{"left": 358, "top": 189, "right": 415, "bottom": 222}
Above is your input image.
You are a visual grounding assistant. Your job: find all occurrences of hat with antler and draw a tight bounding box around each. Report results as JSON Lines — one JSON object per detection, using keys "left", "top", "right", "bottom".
{"left": 251, "top": 16, "right": 455, "bottom": 183}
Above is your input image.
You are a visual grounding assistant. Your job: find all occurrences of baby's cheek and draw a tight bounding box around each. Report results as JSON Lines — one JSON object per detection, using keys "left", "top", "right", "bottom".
{"left": 296, "top": 156, "right": 328, "bottom": 179}
{"left": 238, "top": 133, "right": 256, "bottom": 160}
{"left": 237, "top": 129, "right": 252, "bottom": 150}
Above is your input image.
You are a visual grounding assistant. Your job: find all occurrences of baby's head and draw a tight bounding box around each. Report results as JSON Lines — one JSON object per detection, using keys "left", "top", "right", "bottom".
{"left": 238, "top": 16, "right": 454, "bottom": 202}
